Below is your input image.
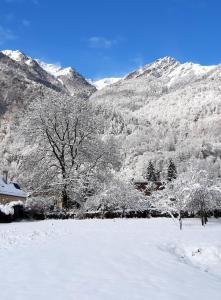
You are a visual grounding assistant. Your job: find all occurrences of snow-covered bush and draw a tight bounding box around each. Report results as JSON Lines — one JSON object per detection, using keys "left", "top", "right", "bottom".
{"left": 152, "top": 168, "right": 221, "bottom": 228}
{"left": 0, "top": 201, "right": 24, "bottom": 223}
{"left": 25, "top": 197, "right": 55, "bottom": 214}
{"left": 84, "top": 179, "right": 149, "bottom": 217}
{"left": 185, "top": 170, "right": 221, "bottom": 225}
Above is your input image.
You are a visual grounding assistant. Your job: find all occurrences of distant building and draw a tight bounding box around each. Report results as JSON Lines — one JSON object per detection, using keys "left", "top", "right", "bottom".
{"left": 0, "top": 171, "right": 27, "bottom": 204}
{"left": 134, "top": 178, "right": 165, "bottom": 196}
{"left": 134, "top": 180, "right": 151, "bottom": 196}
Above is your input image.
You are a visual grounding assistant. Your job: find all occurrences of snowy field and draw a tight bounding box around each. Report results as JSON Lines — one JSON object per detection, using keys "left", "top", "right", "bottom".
{"left": 0, "top": 218, "right": 221, "bottom": 300}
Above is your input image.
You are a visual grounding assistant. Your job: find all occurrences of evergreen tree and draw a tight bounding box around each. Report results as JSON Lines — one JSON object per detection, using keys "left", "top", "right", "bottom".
{"left": 167, "top": 159, "right": 177, "bottom": 182}
{"left": 156, "top": 169, "right": 161, "bottom": 182}
{"left": 146, "top": 161, "right": 157, "bottom": 182}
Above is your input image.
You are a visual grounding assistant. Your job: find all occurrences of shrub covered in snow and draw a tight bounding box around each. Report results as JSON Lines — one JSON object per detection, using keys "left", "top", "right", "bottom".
{"left": 0, "top": 201, "right": 24, "bottom": 223}
{"left": 0, "top": 201, "right": 23, "bottom": 216}
{"left": 84, "top": 179, "right": 150, "bottom": 217}
{"left": 24, "top": 196, "right": 56, "bottom": 220}
{"left": 152, "top": 168, "right": 221, "bottom": 228}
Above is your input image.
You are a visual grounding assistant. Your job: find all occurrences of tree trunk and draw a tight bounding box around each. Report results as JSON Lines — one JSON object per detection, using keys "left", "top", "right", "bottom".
{"left": 61, "top": 167, "right": 68, "bottom": 209}
{"left": 179, "top": 214, "right": 183, "bottom": 230}
{"left": 62, "top": 188, "right": 68, "bottom": 209}
{"left": 200, "top": 204, "right": 205, "bottom": 226}
{"left": 201, "top": 211, "right": 205, "bottom": 226}
{"left": 204, "top": 211, "right": 208, "bottom": 224}
{"left": 101, "top": 207, "right": 105, "bottom": 219}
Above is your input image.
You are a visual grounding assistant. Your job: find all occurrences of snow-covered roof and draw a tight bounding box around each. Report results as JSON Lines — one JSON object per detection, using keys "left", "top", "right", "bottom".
{"left": 0, "top": 177, "right": 26, "bottom": 198}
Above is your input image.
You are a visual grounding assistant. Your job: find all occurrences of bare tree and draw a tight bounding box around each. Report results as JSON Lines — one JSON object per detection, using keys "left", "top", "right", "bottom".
{"left": 186, "top": 170, "right": 221, "bottom": 226}
{"left": 152, "top": 168, "right": 221, "bottom": 228}
{"left": 152, "top": 176, "right": 190, "bottom": 230}
{"left": 21, "top": 91, "right": 120, "bottom": 208}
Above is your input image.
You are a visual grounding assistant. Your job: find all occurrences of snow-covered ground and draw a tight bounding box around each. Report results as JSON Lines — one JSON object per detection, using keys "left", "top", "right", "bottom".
{"left": 0, "top": 218, "right": 221, "bottom": 300}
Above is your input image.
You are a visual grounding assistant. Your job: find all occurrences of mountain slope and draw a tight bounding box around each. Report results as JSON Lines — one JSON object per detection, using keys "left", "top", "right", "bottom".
{"left": 1, "top": 50, "right": 221, "bottom": 181}
{"left": 90, "top": 57, "right": 221, "bottom": 179}
{"left": 2, "top": 50, "right": 96, "bottom": 97}
{"left": 0, "top": 50, "right": 96, "bottom": 177}
{"left": 37, "top": 59, "right": 96, "bottom": 96}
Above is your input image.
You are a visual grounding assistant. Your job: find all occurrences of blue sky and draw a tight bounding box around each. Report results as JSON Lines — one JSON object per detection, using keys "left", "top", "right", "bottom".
{"left": 0, "top": 0, "right": 221, "bottom": 79}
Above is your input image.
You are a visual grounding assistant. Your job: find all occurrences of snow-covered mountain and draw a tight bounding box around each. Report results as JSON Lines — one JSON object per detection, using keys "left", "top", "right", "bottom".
{"left": 36, "top": 60, "right": 74, "bottom": 78}
{"left": 0, "top": 50, "right": 96, "bottom": 177}
{"left": 88, "top": 77, "right": 122, "bottom": 90}
{"left": 1, "top": 50, "right": 221, "bottom": 181}
{"left": 1, "top": 50, "right": 95, "bottom": 97}
{"left": 36, "top": 59, "right": 96, "bottom": 96}
{"left": 124, "top": 56, "right": 215, "bottom": 81}
{"left": 1, "top": 50, "right": 119, "bottom": 92}
{"left": 2, "top": 50, "right": 36, "bottom": 66}
{"left": 90, "top": 56, "right": 221, "bottom": 179}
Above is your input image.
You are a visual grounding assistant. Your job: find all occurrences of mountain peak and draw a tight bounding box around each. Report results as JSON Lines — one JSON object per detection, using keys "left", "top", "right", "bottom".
{"left": 1, "top": 50, "right": 77, "bottom": 79}
{"left": 36, "top": 60, "right": 76, "bottom": 79}
{"left": 149, "top": 56, "right": 179, "bottom": 70}
{"left": 1, "top": 49, "right": 36, "bottom": 67}
{"left": 125, "top": 56, "right": 180, "bottom": 80}
{"left": 155, "top": 56, "right": 178, "bottom": 63}
{"left": 1, "top": 50, "right": 36, "bottom": 66}
{"left": 2, "top": 49, "right": 26, "bottom": 60}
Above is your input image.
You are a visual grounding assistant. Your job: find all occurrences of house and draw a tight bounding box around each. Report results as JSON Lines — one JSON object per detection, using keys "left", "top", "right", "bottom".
{"left": 0, "top": 171, "right": 27, "bottom": 204}
{"left": 134, "top": 179, "right": 165, "bottom": 196}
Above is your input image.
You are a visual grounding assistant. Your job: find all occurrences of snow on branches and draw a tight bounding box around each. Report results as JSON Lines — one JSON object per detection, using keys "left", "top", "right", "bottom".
{"left": 21, "top": 91, "right": 121, "bottom": 208}
{"left": 152, "top": 168, "right": 221, "bottom": 228}
{"left": 84, "top": 179, "right": 149, "bottom": 217}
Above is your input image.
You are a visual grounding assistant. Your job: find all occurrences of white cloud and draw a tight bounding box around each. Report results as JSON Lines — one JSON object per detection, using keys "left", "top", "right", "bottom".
{"left": 87, "top": 36, "right": 118, "bottom": 49}
{"left": 0, "top": 26, "right": 16, "bottom": 45}
{"left": 22, "top": 19, "right": 30, "bottom": 27}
